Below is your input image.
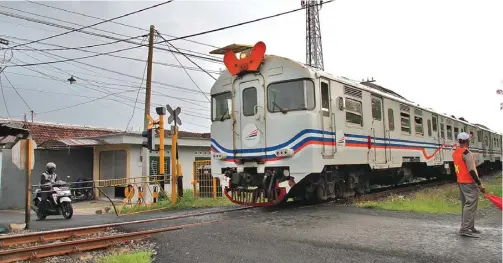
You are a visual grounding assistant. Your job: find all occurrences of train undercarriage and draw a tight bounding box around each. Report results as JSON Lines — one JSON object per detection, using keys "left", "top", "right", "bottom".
{"left": 222, "top": 160, "right": 502, "bottom": 206}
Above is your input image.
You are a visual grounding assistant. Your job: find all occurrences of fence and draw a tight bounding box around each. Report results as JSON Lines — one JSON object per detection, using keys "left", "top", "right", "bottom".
{"left": 192, "top": 160, "right": 222, "bottom": 199}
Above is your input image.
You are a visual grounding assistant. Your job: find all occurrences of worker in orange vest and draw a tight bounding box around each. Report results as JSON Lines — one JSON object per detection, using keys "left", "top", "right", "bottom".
{"left": 452, "top": 132, "right": 485, "bottom": 238}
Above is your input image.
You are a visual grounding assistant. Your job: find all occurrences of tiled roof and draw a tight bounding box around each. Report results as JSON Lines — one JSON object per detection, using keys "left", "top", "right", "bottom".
{"left": 23, "top": 122, "right": 120, "bottom": 144}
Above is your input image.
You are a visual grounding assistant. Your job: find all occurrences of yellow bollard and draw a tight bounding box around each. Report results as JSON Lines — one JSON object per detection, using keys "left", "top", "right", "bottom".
{"left": 213, "top": 177, "right": 217, "bottom": 200}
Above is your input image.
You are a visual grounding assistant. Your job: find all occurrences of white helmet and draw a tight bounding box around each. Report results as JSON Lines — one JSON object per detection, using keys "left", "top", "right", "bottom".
{"left": 46, "top": 162, "right": 56, "bottom": 169}
{"left": 457, "top": 132, "right": 470, "bottom": 141}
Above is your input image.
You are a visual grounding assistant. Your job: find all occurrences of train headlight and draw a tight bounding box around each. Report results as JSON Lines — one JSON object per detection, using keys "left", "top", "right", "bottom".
{"left": 240, "top": 52, "right": 247, "bottom": 59}
{"left": 275, "top": 148, "right": 294, "bottom": 157}
{"left": 283, "top": 169, "right": 290, "bottom": 177}
{"left": 213, "top": 152, "right": 227, "bottom": 160}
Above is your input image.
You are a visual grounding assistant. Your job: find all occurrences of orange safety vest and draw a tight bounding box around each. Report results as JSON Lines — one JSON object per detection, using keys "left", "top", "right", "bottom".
{"left": 452, "top": 147, "right": 476, "bottom": 184}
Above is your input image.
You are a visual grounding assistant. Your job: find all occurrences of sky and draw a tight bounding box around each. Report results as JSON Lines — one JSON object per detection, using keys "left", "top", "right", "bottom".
{"left": 0, "top": 0, "right": 502, "bottom": 134}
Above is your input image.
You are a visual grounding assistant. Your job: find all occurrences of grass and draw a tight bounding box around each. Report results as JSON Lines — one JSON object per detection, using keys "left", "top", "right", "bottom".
{"left": 97, "top": 250, "right": 153, "bottom": 263}
{"left": 121, "top": 189, "right": 235, "bottom": 214}
{"left": 356, "top": 174, "right": 502, "bottom": 214}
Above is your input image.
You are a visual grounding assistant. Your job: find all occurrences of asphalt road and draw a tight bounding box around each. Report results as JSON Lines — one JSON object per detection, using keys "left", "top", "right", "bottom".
{"left": 121, "top": 203, "right": 502, "bottom": 263}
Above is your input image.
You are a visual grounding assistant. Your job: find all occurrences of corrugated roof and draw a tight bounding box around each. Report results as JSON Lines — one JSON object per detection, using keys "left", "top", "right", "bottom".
{"left": 38, "top": 139, "right": 105, "bottom": 148}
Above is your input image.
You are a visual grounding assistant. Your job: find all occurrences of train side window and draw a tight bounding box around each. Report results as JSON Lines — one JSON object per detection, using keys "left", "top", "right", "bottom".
{"left": 432, "top": 116, "right": 438, "bottom": 132}
{"left": 371, "top": 97, "right": 382, "bottom": 121}
{"left": 345, "top": 98, "right": 363, "bottom": 126}
{"left": 415, "top": 116, "right": 424, "bottom": 136}
{"left": 477, "top": 131, "right": 483, "bottom": 142}
{"left": 440, "top": 123, "right": 445, "bottom": 139}
{"left": 446, "top": 125, "right": 453, "bottom": 140}
{"left": 388, "top": 108, "right": 395, "bottom": 131}
{"left": 427, "top": 119, "right": 432, "bottom": 137}
{"left": 400, "top": 112, "right": 411, "bottom": 134}
{"left": 454, "top": 127, "right": 459, "bottom": 139}
{"left": 242, "top": 87, "right": 257, "bottom": 117}
{"left": 321, "top": 82, "right": 329, "bottom": 112}
{"left": 470, "top": 131, "right": 475, "bottom": 143}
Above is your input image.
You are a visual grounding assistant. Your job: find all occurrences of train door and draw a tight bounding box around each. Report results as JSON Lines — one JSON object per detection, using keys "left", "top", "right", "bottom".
{"left": 371, "top": 96, "right": 386, "bottom": 164}
{"left": 234, "top": 77, "right": 266, "bottom": 160}
{"left": 320, "top": 78, "right": 335, "bottom": 157}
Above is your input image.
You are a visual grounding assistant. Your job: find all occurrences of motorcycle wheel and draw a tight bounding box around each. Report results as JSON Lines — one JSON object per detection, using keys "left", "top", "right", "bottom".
{"left": 61, "top": 202, "right": 73, "bottom": 219}
{"left": 36, "top": 211, "right": 46, "bottom": 221}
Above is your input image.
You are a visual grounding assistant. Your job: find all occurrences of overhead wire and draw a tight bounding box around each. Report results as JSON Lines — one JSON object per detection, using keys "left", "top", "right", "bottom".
{"left": 157, "top": 32, "right": 210, "bottom": 102}
{"left": 26, "top": 0, "right": 219, "bottom": 49}
{"left": 0, "top": 73, "right": 11, "bottom": 118}
{"left": 2, "top": 71, "right": 32, "bottom": 112}
{"left": 126, "top": 59, "right": 148, "bottom": 131}
{"left": 0, "top": 10, "right": 223, "bottom": 63}
{"left": 7, "top": 0, "right": 174, "bottom": 49}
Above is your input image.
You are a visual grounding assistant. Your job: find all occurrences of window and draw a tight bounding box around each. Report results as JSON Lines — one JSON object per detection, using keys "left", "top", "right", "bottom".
{"left": 432, "top": 116, "right": 438, "bottom": 132}
{"left": 242, "top": 87, "right": 257, "bottom": 116}
{"left": 484, "top": 136, "right": 488, "bottom": 146}
{"left": 454, "top": 127, "right": 459, "bottom": 139}
{"left": 388, "top": 108, "right": 395, "bottom": 131}
{"left": 212, "top": 92, "right": 232, "bottom": 121}
{"left": 415, "top": 116, "right": 424, "bottom": 136}
{"left": 470, "top": 131, "right": 475, "bottom": 143}
{"left": 345, "top": 98, "right": 363, "bottom": 126}
{"left": 321, "top": 82, "right": 329, "bottom": 111}
{"left": 440, "top": 123, "right": 445, "bottom": 139}
{"left": 427, "top": 120, "right": 432, "bottom": 137}
{"left": 446, "top": 125, "right": 453, "bottom": 140}
{"left": 268, "top": 79, "right": 315, "bottom": 113}
{"left": 401, "top": 112, "right": 411, "bottom": 134}
{"left": 371, "top": 97, "right": 382, "bottom": 121}
{"left": 477, "top": 130, "right": 483, "bottom": 142}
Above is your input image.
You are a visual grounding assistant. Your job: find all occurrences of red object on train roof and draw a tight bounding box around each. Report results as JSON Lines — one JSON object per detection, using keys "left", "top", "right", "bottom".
{"left": 223, "top": 41, "right": 266, "bottom": 76}
{"left": 484, "top": 193, "right": 502, "bottom": 211}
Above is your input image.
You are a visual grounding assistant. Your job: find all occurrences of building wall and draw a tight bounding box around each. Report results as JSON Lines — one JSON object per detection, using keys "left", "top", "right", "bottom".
{"left": 0, "top": 149, "right": 24, "bottom": 209}
{"left": 92, "top": 144, "right": 131, "bottom": 200}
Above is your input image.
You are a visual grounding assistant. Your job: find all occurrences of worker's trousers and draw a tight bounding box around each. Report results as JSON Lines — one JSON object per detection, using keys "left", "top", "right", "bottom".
{"left": 459, "top": 183, "right": 479, "bottom": 232}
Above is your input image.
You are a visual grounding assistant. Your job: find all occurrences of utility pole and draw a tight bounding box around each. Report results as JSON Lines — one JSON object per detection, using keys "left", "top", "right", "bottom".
{"left": 24, "top": 138, "right": 33, "bottom": 229}
{"left": 142, "top": 25, "right": 155, "bottom": 182}
{"left": 30, "top": 110, "right": 34, "bottom": 122}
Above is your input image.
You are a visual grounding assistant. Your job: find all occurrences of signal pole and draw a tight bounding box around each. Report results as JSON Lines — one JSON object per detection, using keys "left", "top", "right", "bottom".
{"left": 142, "top": 25, "right": 155, "bottom": 181}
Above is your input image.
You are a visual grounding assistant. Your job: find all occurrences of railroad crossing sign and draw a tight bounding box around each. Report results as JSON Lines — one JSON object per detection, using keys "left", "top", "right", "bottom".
{"left": 166, "top": 104, "right": 182, "bottom": 126}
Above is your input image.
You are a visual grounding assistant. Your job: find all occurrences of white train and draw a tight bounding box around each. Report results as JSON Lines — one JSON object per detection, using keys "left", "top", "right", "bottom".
{"left": 209, "top": 42, "right": 502, "bottom": 206}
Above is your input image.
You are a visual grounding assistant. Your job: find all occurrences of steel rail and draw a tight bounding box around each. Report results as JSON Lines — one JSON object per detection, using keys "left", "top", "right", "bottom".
{"left": 0, "top": 220, "right": 217, "bottom": 263}
{"left": 0, "top": 206, "right": 252, "bottom": 248}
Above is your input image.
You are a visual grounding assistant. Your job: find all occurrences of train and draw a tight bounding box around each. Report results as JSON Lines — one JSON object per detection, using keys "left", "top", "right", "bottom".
{"left": 208, "top": 41, "right": 502, "bottom": 207}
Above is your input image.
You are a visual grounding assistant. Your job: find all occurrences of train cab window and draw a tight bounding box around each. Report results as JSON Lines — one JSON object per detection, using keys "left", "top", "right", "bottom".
{"left": 345, "top": 98, "right": 363, "bottom": 126}
{"left": 371, "top": 97, "right": 382, "bottom": 121}
{"left": 432, "top": 116, "right": 438, "bottom": 132}
{"left": 388, "top": 109, "right": 395, "bottom": 131}
{"left": 321, "top": 82, "right": 329, "bottom": 113}
{"left": 427, "top": 120, "right": 432, "bottom": 137}
{"left": 211, "top": 92, "right": 232, "bottom": 121}
{"left": 268, "top": 79, "right": 315, "bottom": 113}
{"left": 242, "top": 87, "right": 257, "bottom": 117}
{"left": 440, "top": 123, "right": 445, "bottom": 139}
{"left": 446, "top": 125, "right": 453, "bottom": 140}
{"left": 454, "top": 127, "right": 459, "bottom": 139}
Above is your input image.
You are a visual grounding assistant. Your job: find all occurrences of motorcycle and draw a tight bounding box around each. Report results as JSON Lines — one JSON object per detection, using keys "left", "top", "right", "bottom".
{"left": 71, "top": 177, "right": 94, "bottom": 202}
{"left": 32, "top": 176, "right": 73, "bottom": 220}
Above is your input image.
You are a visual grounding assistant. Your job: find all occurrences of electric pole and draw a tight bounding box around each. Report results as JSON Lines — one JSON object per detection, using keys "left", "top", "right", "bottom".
{"left": 302, "top": 0, "right": 324, "bottom": 70}
{"left": 142, "top": 25, "right": 155, "bottom": 182}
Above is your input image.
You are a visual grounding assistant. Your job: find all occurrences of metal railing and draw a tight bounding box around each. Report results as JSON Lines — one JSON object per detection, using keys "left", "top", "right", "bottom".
{"left": 192, "top": 160, "right": 222, "bottom": 199}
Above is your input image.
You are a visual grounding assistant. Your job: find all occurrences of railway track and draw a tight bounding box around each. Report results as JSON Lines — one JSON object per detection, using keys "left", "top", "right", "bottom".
{"left": 0, "top": 206, "right": 252, "bottom": 263}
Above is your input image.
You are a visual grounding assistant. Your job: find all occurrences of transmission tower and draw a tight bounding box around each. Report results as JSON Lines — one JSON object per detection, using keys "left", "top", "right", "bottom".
{"left": 302, "top": 0, "right": 324, "bottom": 70}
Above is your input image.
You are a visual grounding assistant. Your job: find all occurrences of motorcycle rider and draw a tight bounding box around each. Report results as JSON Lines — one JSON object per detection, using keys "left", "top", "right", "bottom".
{"left": 40, "top": 162, "right": 58, "bottom": 204}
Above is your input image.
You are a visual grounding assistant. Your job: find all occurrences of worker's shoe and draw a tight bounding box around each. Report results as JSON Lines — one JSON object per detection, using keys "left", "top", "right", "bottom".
{"left": 470, "top": 228, "right": 481, "bottom": 234}
{"left": 460, "top": 230, "right": 479, "bottom": 238}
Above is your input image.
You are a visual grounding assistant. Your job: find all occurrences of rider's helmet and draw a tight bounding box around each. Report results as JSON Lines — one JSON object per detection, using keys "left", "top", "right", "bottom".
{"left": 46, "top": 162, "right": 56, "bottom": 173}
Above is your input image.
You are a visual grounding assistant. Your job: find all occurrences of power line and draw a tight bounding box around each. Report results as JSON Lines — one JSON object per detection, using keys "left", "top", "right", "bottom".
{"left": 2, "top": 71, "right": 32, "bottom": 111}
{"left": 157, "top": 31, "right": 217, "bottom": 82}
{"left": 126, "top": 61, "right": 148, "bottom": 131}
{"left": 7, "top": 0, "right": 174, "bottom": 49}
{"left": 159, "top": 0, "right": 334, "bottom": 43}
{"left": 0, "top": 74, "right": 11, "bottom": 118}
{"left": 157, "top": 32, "right": 210, "bottom": 102}
{"left": 0, "top": 10, "right": 223, "bottom": 63}
{"left": 11, "top": 35, "right": 146, "bottom": 52}
{"left": 26, "top": 0, "right": 219, "bottom": 49}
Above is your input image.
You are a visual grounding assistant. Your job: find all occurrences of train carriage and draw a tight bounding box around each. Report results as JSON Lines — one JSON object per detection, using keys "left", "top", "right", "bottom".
{"left": 209, "top": 42, "right": 503, "bottom": 207}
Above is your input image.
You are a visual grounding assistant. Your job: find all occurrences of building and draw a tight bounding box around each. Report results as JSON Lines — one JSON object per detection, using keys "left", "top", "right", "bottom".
{"left": 0, "top": 119, "right": 211, "bottom": 209}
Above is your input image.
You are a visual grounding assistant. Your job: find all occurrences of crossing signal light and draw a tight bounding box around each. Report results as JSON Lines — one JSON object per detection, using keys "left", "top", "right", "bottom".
{"left": 142, "top": 128, "right": 155, "bottom": 151}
